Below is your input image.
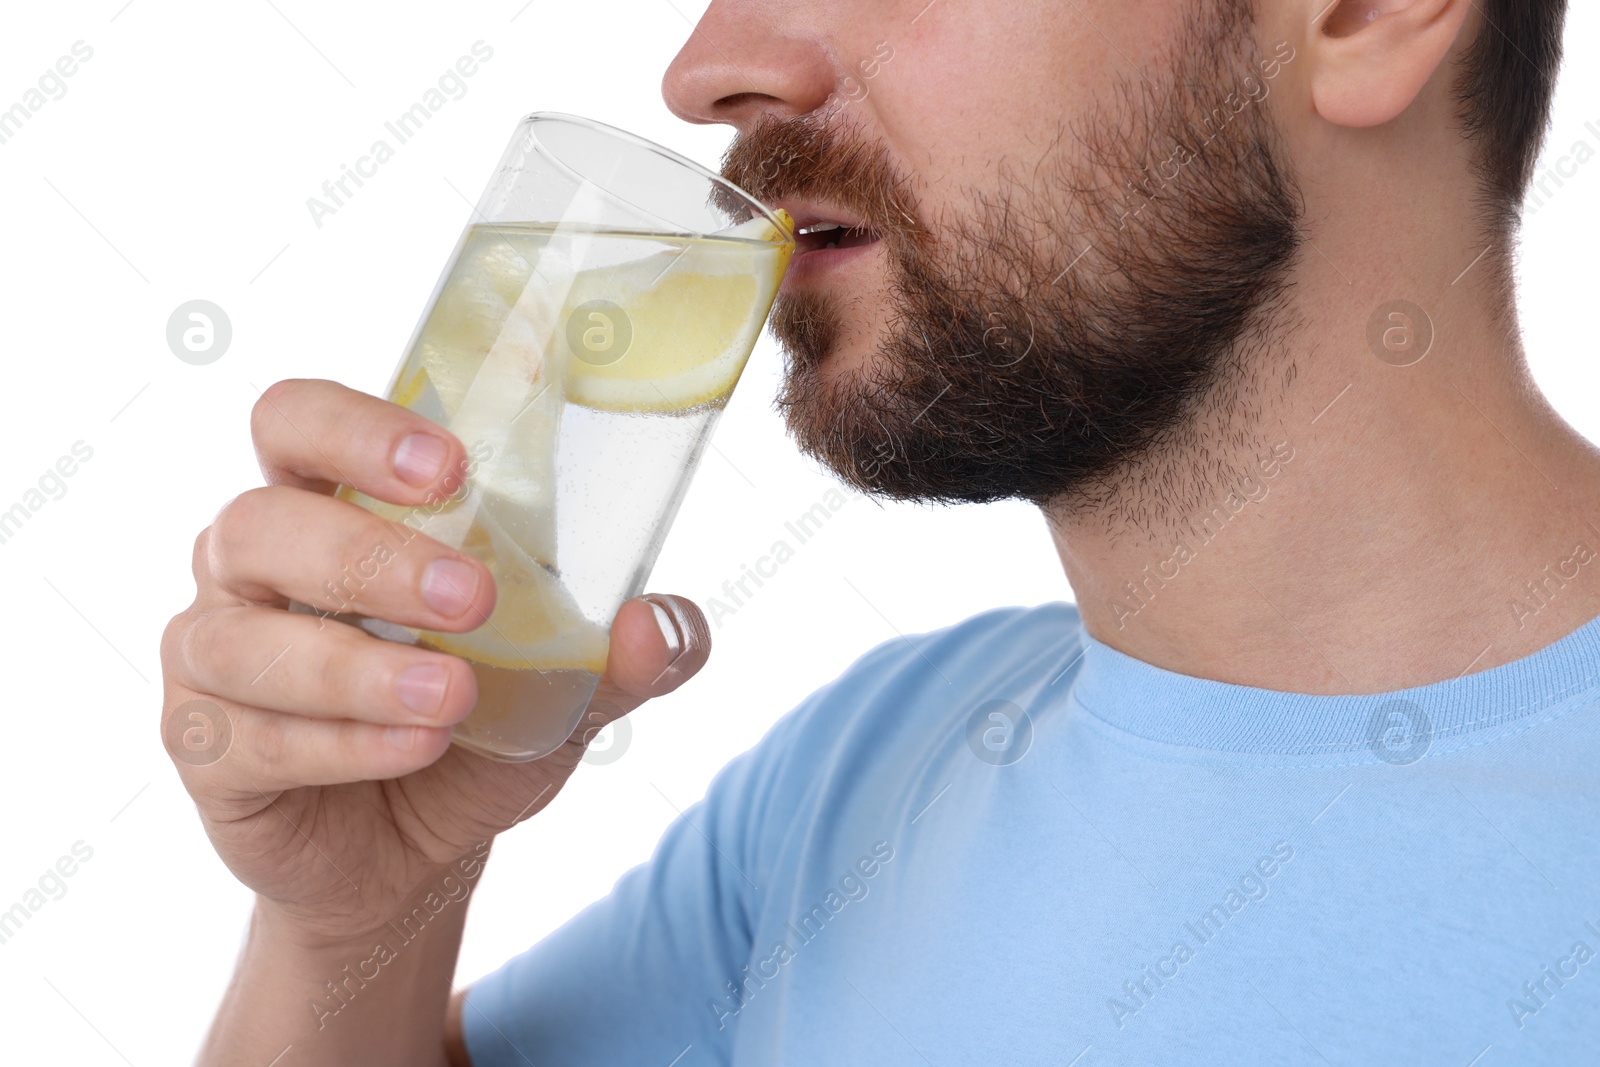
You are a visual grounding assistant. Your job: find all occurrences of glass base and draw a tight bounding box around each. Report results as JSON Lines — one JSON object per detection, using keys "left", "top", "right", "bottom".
{"left": 448, "top": 664, "right": 602, "bottom": 762}
{"left": 284, "top": 601, "right": 604, "bottom": 764}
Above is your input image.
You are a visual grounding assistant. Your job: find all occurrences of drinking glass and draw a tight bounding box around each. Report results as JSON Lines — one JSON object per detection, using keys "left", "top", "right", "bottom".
{"left": 298, "top": 112, "right": 793, "bottom": 761}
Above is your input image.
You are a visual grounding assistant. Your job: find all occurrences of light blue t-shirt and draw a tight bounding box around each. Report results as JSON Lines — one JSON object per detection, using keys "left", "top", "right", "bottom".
{"left": 463, "top": 602, "right": 1600, "bottom": 1065}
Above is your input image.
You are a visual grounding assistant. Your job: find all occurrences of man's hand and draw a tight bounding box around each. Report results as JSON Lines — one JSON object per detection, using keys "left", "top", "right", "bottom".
{"left": 163, "top": 378, "right": 710, "bottom": 1063}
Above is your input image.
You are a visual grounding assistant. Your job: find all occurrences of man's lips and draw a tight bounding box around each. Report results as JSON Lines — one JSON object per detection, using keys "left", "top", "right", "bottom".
{"left": 793, "top": 222, "right": 881, "bottom": 254}
{"left": 773, "top": 199, "right": 884, "bottom": 292}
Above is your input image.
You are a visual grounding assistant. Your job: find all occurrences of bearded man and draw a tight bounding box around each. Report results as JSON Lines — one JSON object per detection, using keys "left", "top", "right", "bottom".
{"left": 166, "top": 1, "right": 1594, "bottom": 1063}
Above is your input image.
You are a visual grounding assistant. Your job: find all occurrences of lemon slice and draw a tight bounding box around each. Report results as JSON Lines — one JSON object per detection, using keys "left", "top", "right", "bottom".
{"left": 559, "top": 211, "right": 793, "bottom": 413}
{"left": 332, "top": 483, "right": 609, "bottom": 673}
{"left": 416, "top": 502, "right": 612, "bottom": 673}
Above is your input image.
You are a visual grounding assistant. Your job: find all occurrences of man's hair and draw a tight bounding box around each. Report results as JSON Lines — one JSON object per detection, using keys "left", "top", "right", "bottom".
{"left": 1455, "top": 0, "right": 1569, "bottom": 236}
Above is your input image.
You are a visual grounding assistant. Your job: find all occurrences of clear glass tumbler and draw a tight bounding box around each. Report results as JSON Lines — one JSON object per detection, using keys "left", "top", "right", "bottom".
{"left": 308, "top": 113, "right": 793, "bottom": 761}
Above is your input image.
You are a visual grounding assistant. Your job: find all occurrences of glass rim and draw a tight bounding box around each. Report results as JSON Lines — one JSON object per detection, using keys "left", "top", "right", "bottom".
{"left": 520, "top": 110, "right": 793, "bottom": 243}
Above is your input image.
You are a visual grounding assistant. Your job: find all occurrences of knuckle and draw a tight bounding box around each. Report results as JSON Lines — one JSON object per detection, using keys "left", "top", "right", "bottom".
{"left": 310, "top": 634, "right": 362, "bottom": 713}
{"left": 250, "top": 706, "right": 292, "bottom": 771}
{"left": 160, "top": 607, "right": 197, "bottom": 674}
{"left": 190, "top": 525, "right": 213, "bottom": 582}
{"left": 351, "top": 391, "right": 399, "bottom": 441}
{"left": 207, "top": 489, "right": 273, "bottom": 580}
{"left": 212, "top": 487, "right": 270, "bottom": 548}
{"left": 177, "top": 609, "right": 227, "bottom": 688}
{"left": 333, "top": 509, "right": 402, "bottom": 586}
{"left": 251, "top": 378, "right": 307, "bottom": 440}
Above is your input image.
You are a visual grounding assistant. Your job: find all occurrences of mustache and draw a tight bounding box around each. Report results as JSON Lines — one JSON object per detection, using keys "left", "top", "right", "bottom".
{"left": 717, "top": 111, "right": 927, "bottom": 245}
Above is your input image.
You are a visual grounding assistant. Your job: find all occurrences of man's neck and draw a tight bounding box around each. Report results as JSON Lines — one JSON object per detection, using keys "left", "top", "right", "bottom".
{"left": 1045, "top": 262, "right": 1600, "bottom": 696}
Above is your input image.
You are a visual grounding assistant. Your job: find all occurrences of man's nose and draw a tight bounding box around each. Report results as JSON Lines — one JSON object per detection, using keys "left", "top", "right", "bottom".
{"left": 660, "top": 2, "right": 837, "bottom": 133}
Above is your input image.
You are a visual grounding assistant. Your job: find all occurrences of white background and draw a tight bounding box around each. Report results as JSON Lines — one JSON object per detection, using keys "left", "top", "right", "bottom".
{"left": 0, "top": 1, "right": 1594, "bottom": 1062}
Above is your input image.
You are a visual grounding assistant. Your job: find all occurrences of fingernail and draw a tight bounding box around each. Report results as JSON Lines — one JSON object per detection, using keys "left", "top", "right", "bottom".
{"left": 393, "top": 433, "right": 448, "bottom": 486}
{"left": 397, "top": 664, "right": 450, "bottom": 718}
{"left": 386, "top": 725, "right": 417, "bottom": 751}
{"left": 644, "top": 595, "right": 687, "bottom": 667}
{"left": 422, "top": 558, "right": 479, "bottom": 617}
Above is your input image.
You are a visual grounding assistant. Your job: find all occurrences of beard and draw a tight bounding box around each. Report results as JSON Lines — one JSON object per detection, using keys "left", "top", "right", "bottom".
{"left": 718, "top": 0, "right": 1305, "bottom": 527}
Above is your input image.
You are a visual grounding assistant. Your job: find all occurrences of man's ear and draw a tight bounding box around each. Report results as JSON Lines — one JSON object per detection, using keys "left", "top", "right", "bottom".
{"left": 1309, "top": 0, "right": 1472, "bottom": 128}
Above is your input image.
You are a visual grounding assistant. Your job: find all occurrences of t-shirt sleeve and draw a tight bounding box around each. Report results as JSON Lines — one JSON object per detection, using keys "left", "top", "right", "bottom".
{"left": 459, "top": 699, "right": 819, "bottom": 1067}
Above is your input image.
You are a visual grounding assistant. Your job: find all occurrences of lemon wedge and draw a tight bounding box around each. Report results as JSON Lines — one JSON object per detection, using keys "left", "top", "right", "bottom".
{"left": 559, "top": 210, "right": 793, "bottom": 413}
{"left": 337, "top": 482, "right": 611, "bottom": 673}
{"left": 416, "top": 501, "right": 611, "bottom": 672}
